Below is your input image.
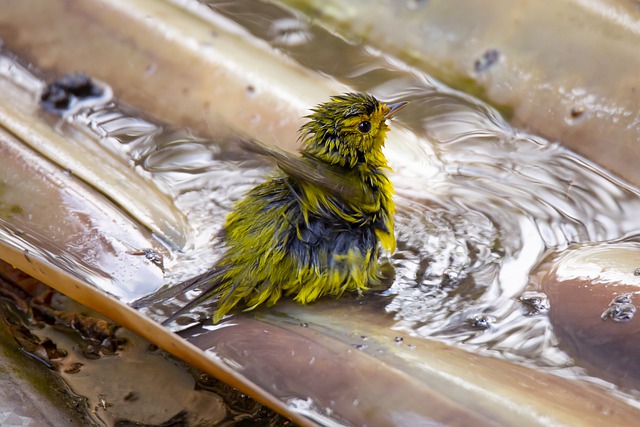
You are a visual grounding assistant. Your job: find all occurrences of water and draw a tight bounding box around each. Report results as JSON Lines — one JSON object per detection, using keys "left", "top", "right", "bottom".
{"left": 2, "top": 0, "right": 640, "bottom": 423}
{"left": 0, "top": 268, "right": 291, "bottom": 426}
{"left": 11, "top": 0, "right": 640, "bottom": 374}
{"left": 56, "top": 0, "right": 640, "bottom": 385}
{"left": 196, "top": 0, "right": 640, "bottom": 370}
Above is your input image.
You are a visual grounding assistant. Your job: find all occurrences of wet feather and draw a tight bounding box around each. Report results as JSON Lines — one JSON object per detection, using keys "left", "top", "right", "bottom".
{"left": 169, "top": 93, "right": 405, "bottom": 323}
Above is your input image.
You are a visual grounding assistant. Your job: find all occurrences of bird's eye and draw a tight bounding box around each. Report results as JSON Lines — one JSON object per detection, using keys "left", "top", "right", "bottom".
{"left": 358, "top": 121, "right": 371, "bottom": 133}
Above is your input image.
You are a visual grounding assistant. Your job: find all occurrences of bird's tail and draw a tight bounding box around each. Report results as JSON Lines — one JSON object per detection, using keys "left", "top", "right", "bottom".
{"left": 131, "top": 267, "right": 227, "bottom": 325}
{"left": 161, "top": 270, "right": 228, "bottom": 326}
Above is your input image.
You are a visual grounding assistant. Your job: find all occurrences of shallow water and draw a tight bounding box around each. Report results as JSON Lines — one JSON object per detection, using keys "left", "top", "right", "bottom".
{"left": 15, "top": 0, "right": 640, "bottom": 369}
{"left": 161, "top": 0, "right": 640, "bottom": 373}
{"left": 3, "top": 0, "right": 640, "bottom": 423}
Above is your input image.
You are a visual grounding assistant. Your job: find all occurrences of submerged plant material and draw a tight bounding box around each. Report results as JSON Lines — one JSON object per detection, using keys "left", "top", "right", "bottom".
{"left": 0, "top": 261, "right": 293, "bottom": 426}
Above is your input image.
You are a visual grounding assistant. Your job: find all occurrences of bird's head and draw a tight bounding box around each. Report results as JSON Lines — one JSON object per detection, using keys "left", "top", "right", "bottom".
{"left": 300, "top": 93, "right": 407, "bottom": 168}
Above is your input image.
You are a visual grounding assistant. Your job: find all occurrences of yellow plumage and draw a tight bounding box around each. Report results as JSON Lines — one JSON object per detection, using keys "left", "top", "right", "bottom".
{"left": 173, "top": 93, "right": 406, "bottom": 323}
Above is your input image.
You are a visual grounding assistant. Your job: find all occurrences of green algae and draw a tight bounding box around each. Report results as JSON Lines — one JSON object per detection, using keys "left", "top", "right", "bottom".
{"left": 0, "top": 180, "right": 23, "bottom": 219}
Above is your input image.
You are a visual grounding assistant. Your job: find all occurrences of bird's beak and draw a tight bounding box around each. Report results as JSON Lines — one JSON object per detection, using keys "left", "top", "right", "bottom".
{"left": 385, "top": 101, "right": 408, "bottom": 119}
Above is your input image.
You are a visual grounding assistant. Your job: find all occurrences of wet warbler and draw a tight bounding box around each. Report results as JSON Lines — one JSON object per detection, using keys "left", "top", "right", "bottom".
{"left": 172, "top": 93, "right": 406, "bottom": 323}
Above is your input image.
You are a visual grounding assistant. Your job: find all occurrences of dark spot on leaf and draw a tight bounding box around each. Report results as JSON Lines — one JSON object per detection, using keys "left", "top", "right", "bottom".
{"left": 570, "top": 106, "right": 586, "bottom": 118}
{"left": 41, "top": 73, "right": 104, "bottom": 113}
{"left": 474, "top": 49, "right": 501, "bottom": 73}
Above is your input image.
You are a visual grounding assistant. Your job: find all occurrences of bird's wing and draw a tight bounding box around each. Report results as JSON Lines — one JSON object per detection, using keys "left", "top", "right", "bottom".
{"left": 238, "top": 138, "right": 375, "bottom": 206}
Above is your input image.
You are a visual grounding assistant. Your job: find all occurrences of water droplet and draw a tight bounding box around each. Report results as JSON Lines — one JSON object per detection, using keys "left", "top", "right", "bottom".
{"left": 127, "top": 248, "right": 165, "bottom": 272}
{"left": 519, "top": 291, "right": 550, "bottom": 315}
{"left": 467, "top": 314, "right": 496, "bottom": 330}
{"left": 601, "top": 293, "right": 636, "bottom": 322}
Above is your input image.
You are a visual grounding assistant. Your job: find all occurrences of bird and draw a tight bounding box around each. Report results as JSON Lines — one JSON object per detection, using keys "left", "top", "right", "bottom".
{"left": 166, "top": 93, "right": 407, "bottom": 323}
